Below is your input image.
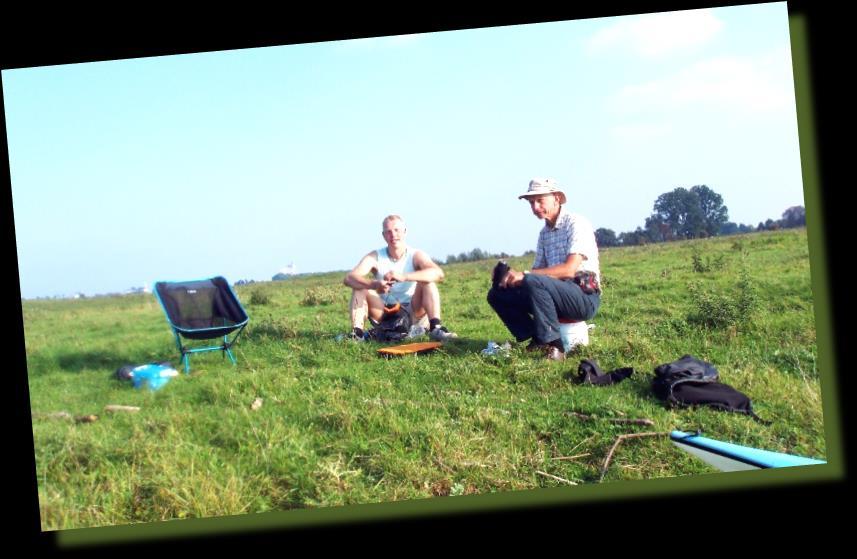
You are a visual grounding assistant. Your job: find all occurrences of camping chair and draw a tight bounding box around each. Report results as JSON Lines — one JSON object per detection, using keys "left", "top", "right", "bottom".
{"left": 154, "top": 276, "right": 250, "bottom": 373}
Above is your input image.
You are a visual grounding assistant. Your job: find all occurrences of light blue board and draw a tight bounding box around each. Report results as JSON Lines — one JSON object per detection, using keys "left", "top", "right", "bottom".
{"left": 671, "top": 430, "right": 826, "bottom": 471}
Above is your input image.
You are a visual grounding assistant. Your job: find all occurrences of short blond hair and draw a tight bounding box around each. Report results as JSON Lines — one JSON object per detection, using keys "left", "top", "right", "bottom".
{"left": 382, "top": 215, "right": 405, "bottom": 229}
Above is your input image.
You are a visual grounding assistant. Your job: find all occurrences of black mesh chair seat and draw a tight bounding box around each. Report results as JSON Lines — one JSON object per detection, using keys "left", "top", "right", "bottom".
{"left": 154, "top": 276, "right": 249, "bottom": 371}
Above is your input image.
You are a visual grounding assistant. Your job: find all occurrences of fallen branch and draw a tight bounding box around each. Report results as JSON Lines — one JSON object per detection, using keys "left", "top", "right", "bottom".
{"left": 600, "top": 431, "right": 669, "bottom": 482}
{"left": 433, "top": 457, "right": 455, "bottom": 474}
{"left": 104, "top": 405, "right": 141, "bottom": 413}
{"left": 33, "top": 411, "right": 73, "bottom": 420}
{"left": 535, "top": 470, "right": 578, "bottom": 486}
{"left": 75, "top": 414, "right": 98, "bottom": 423}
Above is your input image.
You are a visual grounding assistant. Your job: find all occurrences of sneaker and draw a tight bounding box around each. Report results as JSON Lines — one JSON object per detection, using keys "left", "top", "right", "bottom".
{"left": 429, "top": 325, "right": 458, "bottom": 341}
{"left": 544, "top": 345, "right": 566, "bottom": 361}
{"left": 347, "top": 328, "right": 366, "bottom": 342}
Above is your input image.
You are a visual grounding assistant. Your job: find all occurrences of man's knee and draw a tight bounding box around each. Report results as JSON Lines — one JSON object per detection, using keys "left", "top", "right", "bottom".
{"left": 487, "top": 287, "right": 500, "bottom": 306}
{"left": 521, "top": 273, "right": 546, "bottom": 290}
{"left": 419, "top": 281, "right": 440, "bottom": 295}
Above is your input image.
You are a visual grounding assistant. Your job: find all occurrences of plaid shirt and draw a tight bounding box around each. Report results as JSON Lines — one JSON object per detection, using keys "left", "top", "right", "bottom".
{"left": 533, "top": 207, "right": 600, "bottom": 282}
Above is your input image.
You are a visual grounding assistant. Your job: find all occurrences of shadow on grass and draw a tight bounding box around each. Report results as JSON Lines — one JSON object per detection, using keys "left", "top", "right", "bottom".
{"left": 56, "top": 349, "right": 171, "bottom": 374}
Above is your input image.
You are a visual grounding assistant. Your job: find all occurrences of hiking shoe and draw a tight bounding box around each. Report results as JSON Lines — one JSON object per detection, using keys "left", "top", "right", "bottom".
{"left": 544, "top": 345, "right": 566, "bottom": 361}
{"left": 429, "top": 325, "right": 458, "bottom": 341}
{"left": 347, "top": 328, "right": 366, "bottom": 342}
{"left": 525, "top": 340, "right": 543, "bottom": 352}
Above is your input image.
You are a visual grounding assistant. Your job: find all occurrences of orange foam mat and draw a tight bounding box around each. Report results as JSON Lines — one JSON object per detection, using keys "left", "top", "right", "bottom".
{"left": 377, "top": 341, "right": 443, "bottom": 357}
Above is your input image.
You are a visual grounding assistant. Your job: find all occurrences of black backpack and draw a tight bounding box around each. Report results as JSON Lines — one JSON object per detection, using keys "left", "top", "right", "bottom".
{"left": 652, "top": 355, "right": 767, "bottom": 423}
{"left": 652, "top": 354, "right": 720, "bottom": 401}
{"left": 369, "top": 306, "right": 412, "bottom": 342}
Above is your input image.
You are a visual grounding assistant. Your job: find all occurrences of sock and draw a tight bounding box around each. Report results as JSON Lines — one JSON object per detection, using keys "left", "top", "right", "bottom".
{"left": 429, "top": 318, "right": 442, "bottom": 331}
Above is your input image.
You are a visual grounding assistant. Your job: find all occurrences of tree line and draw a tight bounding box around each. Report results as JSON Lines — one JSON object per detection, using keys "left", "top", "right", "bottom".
{"left": 440, "top": 184, "right": 805, "bottom": 263}
{"left": 444, "top": 247, "right": 514, "bottom": 265}
{"left": 594, "top": 185, "right": 806, "bottom": 247}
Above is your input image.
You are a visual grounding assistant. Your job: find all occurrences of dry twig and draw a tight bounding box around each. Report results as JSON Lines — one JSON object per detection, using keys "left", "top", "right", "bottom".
{"left": 535, "top": 470, "right": 578, "bottom": 486}
{"left": 599, "top": 431, "right": 669, "bottom": 482}
{"left": 568, "top": 411, "right": 654, "bottom": 426}
{"left": 33, "top": 411, "right": 73, "bottom": 420}
{"left": 552, "top": 453, "right": 591, "bottom": 462}
{"left": 104, "top": 405, "right": 141, "bottom": 413}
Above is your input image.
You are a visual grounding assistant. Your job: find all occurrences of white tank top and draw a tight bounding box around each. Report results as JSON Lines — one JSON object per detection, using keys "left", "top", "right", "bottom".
{"left": 375, "top": 246, "right": 418, "bottom": 303}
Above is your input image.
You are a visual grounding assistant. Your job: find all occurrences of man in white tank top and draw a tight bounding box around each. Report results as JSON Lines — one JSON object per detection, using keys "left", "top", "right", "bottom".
{"left": 344, "top": 215, "right": 458, "bottom": 341}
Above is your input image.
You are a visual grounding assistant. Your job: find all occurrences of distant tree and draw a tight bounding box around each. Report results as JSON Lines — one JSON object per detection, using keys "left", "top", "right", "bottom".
{"left": 781, "top": 205, "right": 806, "bottom": 228}
{"left": 719, "top": 222, "right": 739, "bottom": 236}
{"left": 651, "top": 187, "right": 704, "bottom": 239}
{"left": 468, "top": 248, "right": 487, "bottom": 261}
{"left": 644, "top": 215, "right": 673, "bottom": 243}
{"left": 738, "top": 223, "right": 755, "bottom": 234}
{"left": 692, "top": 185, "right": 729, "bottom": 236}
{"left": 444, "top": 248, "right": 513, "bottom": 264}
{"left": 758, "top": 221, "right": 766, "bottom": 231}
{"left": 619, "top": 227, "right": 648, "bottom": 246}
{"left": 764, "top": 218, "right": 779, "bottom": 231}
{"left": 650, "top": 185, "right": 728, "bottom": 239}
{"left": 595, "top": 228, "right": 619, "bottom": 247}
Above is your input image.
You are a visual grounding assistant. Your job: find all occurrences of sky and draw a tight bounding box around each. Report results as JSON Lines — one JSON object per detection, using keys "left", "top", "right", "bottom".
{"left": 3, "top": 3, "right": 805, "bottom": 299}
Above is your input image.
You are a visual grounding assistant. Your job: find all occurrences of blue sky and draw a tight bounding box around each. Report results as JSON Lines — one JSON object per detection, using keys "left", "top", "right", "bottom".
{"left": 4, "top": 3, "right": 805, "bottom": 299}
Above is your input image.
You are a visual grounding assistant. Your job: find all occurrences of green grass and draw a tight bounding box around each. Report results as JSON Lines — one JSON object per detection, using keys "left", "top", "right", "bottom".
{"left": 25, "top": 228, "right": 826, "bottom": 530}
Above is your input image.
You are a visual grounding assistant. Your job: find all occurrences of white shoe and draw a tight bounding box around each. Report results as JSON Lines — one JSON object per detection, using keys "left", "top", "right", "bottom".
{"left": 429, "top": 325, "right": 458, "bottom": 341}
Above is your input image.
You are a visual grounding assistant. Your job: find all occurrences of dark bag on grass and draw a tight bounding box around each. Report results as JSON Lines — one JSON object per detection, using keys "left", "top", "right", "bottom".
{"left": 652, "top": 354, "right": 767, "bottom": 423}
{"left": 369, "top": 305, "right": 412, "bottom": 342}
{"left": 652, "top": 354, "right": 719, "bottom": 400}
{"left": 574, "top": 359, "right": 634, "bottom": 386}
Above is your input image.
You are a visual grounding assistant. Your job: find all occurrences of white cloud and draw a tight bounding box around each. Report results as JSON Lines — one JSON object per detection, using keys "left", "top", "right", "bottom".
{"left": 609, "top": 48, "right": 795, "bottom": 114}
{"left": 587, "top": 8, "right": 723, "bottom": 58}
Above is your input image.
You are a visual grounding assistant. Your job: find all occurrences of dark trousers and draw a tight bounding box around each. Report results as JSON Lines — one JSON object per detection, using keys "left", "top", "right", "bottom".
{"left": 487, "top": 273, "right": 600, "bottom": 344}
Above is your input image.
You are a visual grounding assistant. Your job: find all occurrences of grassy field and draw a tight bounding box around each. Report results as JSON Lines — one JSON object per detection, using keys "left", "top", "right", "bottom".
{"left": 24, "top": 228, "right": 826, "bottom": 530}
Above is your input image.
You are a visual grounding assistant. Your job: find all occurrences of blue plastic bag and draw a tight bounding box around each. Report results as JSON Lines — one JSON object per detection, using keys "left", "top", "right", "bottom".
{"left": 128, "top": 363, "right": 179, "bottom": 391}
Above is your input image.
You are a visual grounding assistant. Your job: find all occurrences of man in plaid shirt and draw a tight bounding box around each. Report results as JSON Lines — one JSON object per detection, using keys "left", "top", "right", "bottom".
{"left": 487, "top": 178, "right": 601, "bottom": 361}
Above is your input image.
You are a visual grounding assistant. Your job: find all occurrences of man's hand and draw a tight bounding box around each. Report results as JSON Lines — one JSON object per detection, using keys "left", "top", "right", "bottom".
{"left": 383, "top": 271, "right": 405, "bottom": 283}
{"left": 372, "top": 279, "right": 394, "bottom": 294}
{"left": 499, "top": 268, "right": 526, "bottom": 289}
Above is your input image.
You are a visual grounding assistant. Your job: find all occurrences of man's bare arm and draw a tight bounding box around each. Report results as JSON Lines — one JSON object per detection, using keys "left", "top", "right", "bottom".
{"left": 383, "top": 250, "right": 445, "bottom": 284}
{"left": 344, "top": 252, "right": 390, "bottom": 292}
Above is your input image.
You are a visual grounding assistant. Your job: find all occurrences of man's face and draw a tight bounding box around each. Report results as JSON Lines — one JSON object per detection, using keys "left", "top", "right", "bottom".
{"left": 382, "top": 219, "right": 406, "bottom": 247}
{"left": 527, "top": 193, "right": 561, "bottom": 220}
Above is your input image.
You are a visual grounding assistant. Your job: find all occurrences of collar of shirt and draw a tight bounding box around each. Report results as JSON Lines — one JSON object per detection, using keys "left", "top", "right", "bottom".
{"left": 542, "top": 205, "right": 568, "bottom": 233}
